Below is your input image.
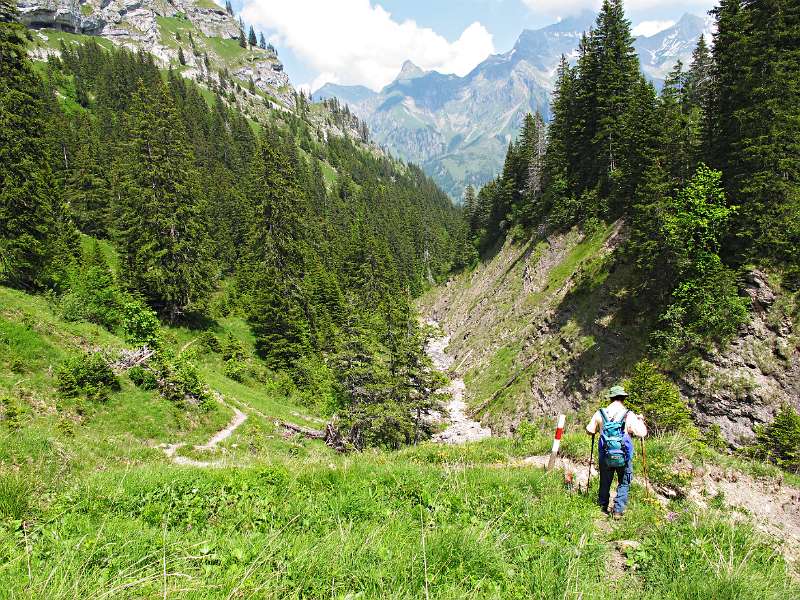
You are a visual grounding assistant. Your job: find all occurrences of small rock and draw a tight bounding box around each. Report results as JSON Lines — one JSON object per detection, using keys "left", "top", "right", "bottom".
{"left": 615, "top": 540, "right": 641, "bottom": 552}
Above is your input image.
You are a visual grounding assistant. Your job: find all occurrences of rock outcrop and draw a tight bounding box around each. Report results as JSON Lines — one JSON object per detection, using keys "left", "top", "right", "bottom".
{"left": 18, "top": 0, "right": 292, "bottom": 105}
{"left": 680, "top": 271, "right": 800, "bottom": 445}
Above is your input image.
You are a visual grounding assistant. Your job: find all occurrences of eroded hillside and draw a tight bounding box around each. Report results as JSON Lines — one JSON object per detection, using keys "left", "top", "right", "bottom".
{"left": 421, "top": 223, "right": 800, "bottom": 445}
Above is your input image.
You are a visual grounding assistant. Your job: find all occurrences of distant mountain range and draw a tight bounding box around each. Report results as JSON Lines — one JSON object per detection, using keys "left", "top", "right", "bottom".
{"left": 315, "top": 12, "right": 712, "bottom": 200}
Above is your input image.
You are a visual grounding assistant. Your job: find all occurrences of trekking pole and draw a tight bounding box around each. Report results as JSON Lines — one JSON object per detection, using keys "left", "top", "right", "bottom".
{"left": 640, "top": 437, "right": 651, "bottom": 497}
{"left": 586, "top": 434, "right": 595, "bottom": 495}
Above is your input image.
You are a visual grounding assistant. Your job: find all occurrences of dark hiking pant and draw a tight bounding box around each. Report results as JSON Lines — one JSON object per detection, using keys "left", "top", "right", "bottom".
{"left": 598, "top": 460, "right": 632, "bottom": 514}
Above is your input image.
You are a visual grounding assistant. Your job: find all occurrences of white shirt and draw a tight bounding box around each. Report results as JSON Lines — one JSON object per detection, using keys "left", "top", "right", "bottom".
{"left": 585, "top": 400, "right": 648, "bottom": 438}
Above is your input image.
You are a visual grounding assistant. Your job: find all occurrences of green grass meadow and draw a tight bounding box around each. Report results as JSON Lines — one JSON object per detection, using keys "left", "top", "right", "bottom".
{"left": 1, "top": 282, "right": 798, "bottom": 598}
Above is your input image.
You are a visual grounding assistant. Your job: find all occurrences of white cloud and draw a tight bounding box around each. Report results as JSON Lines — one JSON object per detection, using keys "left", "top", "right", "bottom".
{"left": 241, "top": 0, "right": 495, "bottom": 92}
{"left": 521, "top": 0, "right": 714, "bottom": 20}
{"left": 632, "top": 19, "right": 675, "bottom": 37}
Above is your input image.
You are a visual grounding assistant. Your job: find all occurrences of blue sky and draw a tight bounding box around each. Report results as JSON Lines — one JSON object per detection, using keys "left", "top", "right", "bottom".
{"left": 228, "top": 0, "right": 717, "bottom": 92}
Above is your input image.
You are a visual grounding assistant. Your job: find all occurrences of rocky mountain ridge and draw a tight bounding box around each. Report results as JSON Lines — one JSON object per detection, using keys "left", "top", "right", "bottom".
{"left": 18, "top": 0, "right": 376, "bottom": 143}
{"left": 20, "top": 0, "right": 293, "bottom": 104}
{"left": 317, "top": 12, "right": 712, "bottom": 201}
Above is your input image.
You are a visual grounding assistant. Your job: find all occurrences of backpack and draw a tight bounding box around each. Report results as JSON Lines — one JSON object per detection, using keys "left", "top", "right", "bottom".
{"left": 599, "top": 408, "right": 630, "bottom": 468}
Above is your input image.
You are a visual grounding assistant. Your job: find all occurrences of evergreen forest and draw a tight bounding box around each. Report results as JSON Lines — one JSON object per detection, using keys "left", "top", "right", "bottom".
{"left": 460, "top": 0, "right": 799, "bottom": 370}
{"left": 0, "top": 0, "right": 462, "bottom": 449}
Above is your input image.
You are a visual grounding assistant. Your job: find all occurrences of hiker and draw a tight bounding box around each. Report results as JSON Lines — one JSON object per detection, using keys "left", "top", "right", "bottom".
{"left": 585, "top": 385, "right": 647, "bottom": 519}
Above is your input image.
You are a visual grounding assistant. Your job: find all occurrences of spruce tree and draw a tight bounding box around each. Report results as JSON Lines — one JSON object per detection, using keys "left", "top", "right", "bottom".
{"left": 177, "top": 46, "right": 186, "bottom": 66}
{"left": 250, "top": 267, "right": 310, "bottom": 371}
{"left": 114, "top": 81, "right": 216, "bottom": 322}
{"left": 248, "top": 25, "right": 257, "bottom": 48}
{"left": 259, "top": 32, "right": 267, "bottom": 50}
{"left": 238, "top": 19, "right": 247, "bottom": 49}
{"left": 0, "top": 0, "right": 77, "bottom": 289}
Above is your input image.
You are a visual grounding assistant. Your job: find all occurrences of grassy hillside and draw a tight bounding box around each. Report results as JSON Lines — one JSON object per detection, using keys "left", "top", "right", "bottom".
{"left": 2, "top": 272, "right": 799, "bottom": 596}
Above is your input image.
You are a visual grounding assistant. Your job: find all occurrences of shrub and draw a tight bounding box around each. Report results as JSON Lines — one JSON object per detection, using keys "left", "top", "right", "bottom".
{"left": 198, "top": 331, "right": 222, "bottom": 353}
{"left": 753, "top": 404, "right": 800, "bottom": 473}
{"left": 128, "top": 366, "right": 158, "bottom": 390}
{"left": 625, "top": 360, "right": 696, "bottom": 436}
{"left": 154, "top": 354, "right": 212, "bottom": 407}
{"left": 121, "top": 300, "right": 160, "bottom": 347}
{"left": 0, "top": 396, "right": 25, "bottom": 430}
{"left": 221, "top": 334, "right": 248, "bottom": 362}
{"left": 60, "top": 253, "right": 123, "bottom": 330}
{"left": 56, "top": 353, "right": 119, "bottom": 402}
{"left": 223, "top": 358, "right": 248, "bottom": 383}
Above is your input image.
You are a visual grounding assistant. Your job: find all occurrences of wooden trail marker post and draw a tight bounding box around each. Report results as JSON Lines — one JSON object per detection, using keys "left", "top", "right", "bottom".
{"left": 547, "top": 414, "right": 566, "bottom": 471}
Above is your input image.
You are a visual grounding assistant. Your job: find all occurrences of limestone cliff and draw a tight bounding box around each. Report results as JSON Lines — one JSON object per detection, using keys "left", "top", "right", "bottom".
{"left": 18, "top": 0, "right": 293, "bottom": 106}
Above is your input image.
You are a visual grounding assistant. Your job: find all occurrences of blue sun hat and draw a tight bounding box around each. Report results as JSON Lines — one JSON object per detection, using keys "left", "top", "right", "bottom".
{"left": 608, "top": 385, "right": 628, "bottom": 399}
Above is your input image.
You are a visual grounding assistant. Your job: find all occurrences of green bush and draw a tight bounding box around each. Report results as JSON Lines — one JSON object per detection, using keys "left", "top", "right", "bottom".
{"left": 753, "top": 404, "right": 800, "bottom": 473}
{"left": 56, "top": 352, "right": 120, "bottom": 402}
{"left": 221, "top": 333, "right": 248, "bottom": 361}
{"left": 223, "top": 358, "right": 248, "bottom": 383}
{"left": 0, "top": 396, "right": 25, "bottom": 430}
{"left": 154, "top": 354, "right": 212, "bottom": 407}
{"left": 128, "top": 366, "right": 158, "bottom": 390}
{"left": 625, "top": 360, "right": 696, "bottom": 436}
{"left": 198, "top": 331, "right": 221, "bottom": 353}
{"left": 60, "top": 246, "right": 123, "bottom": 330}
{"left": 121, "top": 300, "right": 160, "bottom": 347}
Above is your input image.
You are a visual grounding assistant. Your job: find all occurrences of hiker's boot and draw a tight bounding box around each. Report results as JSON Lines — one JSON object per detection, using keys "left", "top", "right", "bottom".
{"left": 612, "top": 512, "right": 624, "bottom": 521}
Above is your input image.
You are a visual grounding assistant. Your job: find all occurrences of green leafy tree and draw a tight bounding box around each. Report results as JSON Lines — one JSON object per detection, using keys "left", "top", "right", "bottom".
{"left": 624, "top": 360, "right": 696, "bottom": 436}
{"left": 649, "top": 165, "right": 750, "bottom": 361}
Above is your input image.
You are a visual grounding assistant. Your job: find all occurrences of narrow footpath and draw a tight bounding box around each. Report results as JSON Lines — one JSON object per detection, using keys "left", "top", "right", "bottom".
{"left": 425, "top": 320, "right": 492, "bottom": 444}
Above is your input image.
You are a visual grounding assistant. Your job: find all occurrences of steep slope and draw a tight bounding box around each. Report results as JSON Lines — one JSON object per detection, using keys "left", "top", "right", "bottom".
{"left": 316, "top": 12, "right": 710, "bottom": 200}
{"left": 20, "top": 0, "right": 375, "bottom": 143}
{"left": 420, "top": 226, "right": 800, "bottom": 447}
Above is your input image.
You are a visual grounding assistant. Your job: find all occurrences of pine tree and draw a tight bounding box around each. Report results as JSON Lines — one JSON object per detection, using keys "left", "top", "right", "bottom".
{"left": 225, "top": 0, "right": 233, "bottom": 16}
{"left": 686, "top": 35, "right": 712, "bottom": 112}
{"left": 177, "top": 46, "right": 186, "bottom": 66}
{"left": 113, "top": 81, "right": 216, "bottom": 322}
{"left": 250, "top": 267, "right": 310, "bottom": 371}
{"left": 65, "top": 114, "right": 111, "bottom": 236}
{"left": 0, "top": 0, "right": 77, "bottom": 289}
{"left": 238, "top": 19, "right": 247, "bottom": 49}
{"left": 593, "top": 0, "right": 640, "bottom": 205}
{"left": 258, "top": 32, "right": 267, "bottom": 50}
{"left": 248, "top": 25, "right": 257, "bottom": 48}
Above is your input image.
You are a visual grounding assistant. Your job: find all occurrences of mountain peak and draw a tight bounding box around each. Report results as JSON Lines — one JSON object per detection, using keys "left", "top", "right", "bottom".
{"left": 396, "top": 60, "right": 426, "bottom": 81}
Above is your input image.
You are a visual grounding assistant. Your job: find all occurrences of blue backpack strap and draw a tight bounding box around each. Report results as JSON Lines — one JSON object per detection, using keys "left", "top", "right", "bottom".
{"left": 619, "top": 410, "right": 629, "bottom": 424}
{"left": 599, "top": 408, "right": 609, "bottom": 424}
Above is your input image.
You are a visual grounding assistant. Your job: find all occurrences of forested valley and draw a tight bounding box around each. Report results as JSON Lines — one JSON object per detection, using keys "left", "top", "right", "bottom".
{"left": 1, "top": 0, "right": 462, "bottom": 449}
{"left": 2, "top": 0, "right": 800, "bottom": 596}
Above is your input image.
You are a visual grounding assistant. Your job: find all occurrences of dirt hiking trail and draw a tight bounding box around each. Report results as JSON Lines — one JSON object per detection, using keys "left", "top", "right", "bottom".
{"left": 159, "top": 401, "right": 248, "bottom": 468}
{"left": 425, "top": 321, "right": 491, "bottom": 444}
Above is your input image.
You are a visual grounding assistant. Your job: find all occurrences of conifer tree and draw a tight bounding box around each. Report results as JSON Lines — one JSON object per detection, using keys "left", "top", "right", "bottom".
{"left": 686, "top": 35, "right": 712, "bottom": 112}
{"left": 177, "top": 46, "right": 186, "bottom": 66}
{"left": 238, "top": 19, "right": 247, "bottom": 49}
{"left": 114, "top": 81, "right": 216, "bottom": 322}
{"left": 248, "top": 25, "right": 257, "bottom": 48}
{"left": 65, "top": 114, "right": 111, "bottom": 237}
{"left": 0, "top": 0, "right": 77, "bottom": 289}
{"left": 225, "top": 0, "right": 233, "bottom": 16}
{"left": 258, "top": 32, "right": 267, "bottom": 50}
{"left": 250, "top": 267, "right": 310, "bottom": 370}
